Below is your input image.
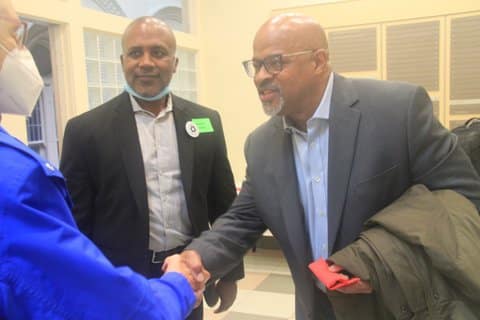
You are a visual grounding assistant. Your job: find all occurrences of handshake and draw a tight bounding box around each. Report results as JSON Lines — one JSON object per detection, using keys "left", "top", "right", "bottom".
{"left": 163, "top": 250, "right": 237, "bottom": 312}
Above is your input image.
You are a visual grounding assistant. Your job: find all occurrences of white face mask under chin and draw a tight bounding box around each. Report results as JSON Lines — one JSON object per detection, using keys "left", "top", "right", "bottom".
{"left": 0, "top": 47, "right": 44, "bottom": 116}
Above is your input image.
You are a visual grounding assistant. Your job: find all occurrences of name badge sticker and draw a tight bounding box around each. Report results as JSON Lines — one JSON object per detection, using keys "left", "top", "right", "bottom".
{"left": 191, "top": 118, "right": 214, "bottom": 134}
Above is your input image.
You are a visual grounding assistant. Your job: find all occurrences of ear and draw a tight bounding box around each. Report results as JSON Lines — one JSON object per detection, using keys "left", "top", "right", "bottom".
{"left": 120, "top": 54, "right": 124, "bottom": 67}
{"left": 312, "top": 49, "right": 329, "bottom": 74}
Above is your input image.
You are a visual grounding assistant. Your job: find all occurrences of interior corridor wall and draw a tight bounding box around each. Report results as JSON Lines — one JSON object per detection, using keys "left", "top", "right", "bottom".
{"left": 197, "top": 0, "right": 277, "bottom": 184}
{"left": 272, "top": 0, "right": 480, "bottom": 130}
{"left": 7, "top": 0, "right": 477, "bottom": 187}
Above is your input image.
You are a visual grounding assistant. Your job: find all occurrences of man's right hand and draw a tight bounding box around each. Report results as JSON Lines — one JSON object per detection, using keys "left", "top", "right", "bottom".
{"left": 163, "top": 253, "right": 210, "bottom": 306}
{"left": 328, "top": 263, "right": 373, "bottom": 294}
{"left": 162, "top": 250, "right": 210, "bottom": 307}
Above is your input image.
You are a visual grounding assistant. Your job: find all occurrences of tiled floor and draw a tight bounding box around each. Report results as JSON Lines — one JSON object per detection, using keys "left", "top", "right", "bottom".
{"left": 203, "top": 249, "right": 295, "bottom": 320}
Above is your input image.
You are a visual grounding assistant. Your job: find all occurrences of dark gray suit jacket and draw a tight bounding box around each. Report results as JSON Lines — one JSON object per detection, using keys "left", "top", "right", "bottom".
{"left": 60, "top": 92, "right": 243, "bottom": 281}
{"left": 188, "top": 74, "right": 480, "bottom": 320}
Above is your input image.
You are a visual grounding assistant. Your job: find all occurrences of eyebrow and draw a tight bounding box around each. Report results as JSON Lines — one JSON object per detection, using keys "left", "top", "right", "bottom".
{"left": 253, "top": 53, "right": 281, "bottom": 61}
{"left": 127, "top": 45, "right": 168, "bottom": 51}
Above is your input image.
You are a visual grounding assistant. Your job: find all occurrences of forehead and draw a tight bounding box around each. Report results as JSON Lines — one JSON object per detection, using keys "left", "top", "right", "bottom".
{"left": 252, "top": 27, "right": 301, "bottom": 59}
{"left": 0, "top": 0, "right": 18, "bottom": 21}
{"left": 123, "top": 23, "right": 174, "bottom": 50}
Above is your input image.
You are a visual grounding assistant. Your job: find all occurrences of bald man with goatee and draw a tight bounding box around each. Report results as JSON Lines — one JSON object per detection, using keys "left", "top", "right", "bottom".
{"left": 182, "top": 13, "right": 480, "bottom": 319}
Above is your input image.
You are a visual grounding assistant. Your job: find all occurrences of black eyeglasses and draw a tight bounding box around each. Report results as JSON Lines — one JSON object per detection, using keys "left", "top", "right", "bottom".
{"left": 242, "top": 49, "right": 318, "bottom": 77}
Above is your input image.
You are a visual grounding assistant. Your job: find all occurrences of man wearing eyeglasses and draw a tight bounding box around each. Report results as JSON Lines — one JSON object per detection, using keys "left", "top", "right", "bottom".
{"left": 0, "top": 0, "right": 211, "bottom": 318}
{"left": 181, "top": 13, "right": 480, "bottom": 320}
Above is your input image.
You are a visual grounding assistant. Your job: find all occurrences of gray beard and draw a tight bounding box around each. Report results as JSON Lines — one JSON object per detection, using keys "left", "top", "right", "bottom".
{"left": 262, "top": 96, "right": 284, "bottom": 117}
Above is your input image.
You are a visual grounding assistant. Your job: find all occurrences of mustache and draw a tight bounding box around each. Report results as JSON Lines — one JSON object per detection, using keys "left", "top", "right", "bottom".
{"left": 257, "top": 82, "right": 280, "bottom": 92}
{"left": 135, "top": 73, "right": 160, "bottom": 77}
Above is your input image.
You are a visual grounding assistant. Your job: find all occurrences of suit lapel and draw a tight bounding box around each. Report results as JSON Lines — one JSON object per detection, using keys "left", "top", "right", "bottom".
{"left": 267, "top": 119, "right": 312, "bottom": 264}
{"left": 114, "top": 92, "right": 149, "bottom": 217}
{"left": 328, "top": 74, "right": 361, "bottom": 252}
{"left": 172, "top": 95, "right": 194, "bottom": 205}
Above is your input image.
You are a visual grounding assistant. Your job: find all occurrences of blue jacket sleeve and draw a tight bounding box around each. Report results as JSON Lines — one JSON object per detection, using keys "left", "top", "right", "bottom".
{"left": 0, "top": 137, "right": 195, "bottom": 319}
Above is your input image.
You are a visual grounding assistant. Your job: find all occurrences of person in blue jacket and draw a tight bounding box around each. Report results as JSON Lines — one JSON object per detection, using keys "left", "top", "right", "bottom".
{"left": 0, "top": 0, "right": 209, "bottom": 318}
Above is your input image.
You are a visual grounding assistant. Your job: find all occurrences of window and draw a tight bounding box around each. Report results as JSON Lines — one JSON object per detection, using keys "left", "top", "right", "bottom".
{"left": 82, "top": 0, "right": 190, "bottom": 32}
{"left": 26, "top": 78, "right": 59, "bottom": 167}
{"left": 171, "top": 48, "right": 197, "bottom": 102}
{"left": 27, "top": 102, "right": 43, "bottom": 147}
{"left": 24, "top": 21, "right": 59, "bottom": 166}
{"left": 84, "top": 30, "right": 124, "bottom": 109}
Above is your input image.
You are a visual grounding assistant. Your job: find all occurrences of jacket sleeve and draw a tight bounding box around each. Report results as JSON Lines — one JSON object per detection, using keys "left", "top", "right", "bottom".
{"left": 0, "top": 151, "right": 195, "bottom": 319}
{"left": 189, "top": 133, "right": 267, "bottom": 280}
{"left": 206, "top": 111, "right": 245, "bottom": 281}
{"left": 206, "top": 111, "right": 237, "bottom": 224}
{"left": 60, "top": 118, "right": 96, "bottom": 236}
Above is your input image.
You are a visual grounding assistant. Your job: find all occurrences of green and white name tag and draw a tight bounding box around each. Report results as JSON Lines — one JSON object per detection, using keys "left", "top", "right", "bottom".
{"left": 191, "top": 118, "right": 214, "bottom": 133}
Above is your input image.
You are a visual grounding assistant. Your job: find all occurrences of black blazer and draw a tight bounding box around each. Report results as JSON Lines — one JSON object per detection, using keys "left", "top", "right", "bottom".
{"left": 61, "top": 92, "right": 242, "bottom": 279}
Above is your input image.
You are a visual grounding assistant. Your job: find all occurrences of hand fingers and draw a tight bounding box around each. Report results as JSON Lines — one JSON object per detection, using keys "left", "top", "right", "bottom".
{"left": 163, "top": 254, "right": 181, "bottom": 273}
{"left": 182, "top": 250, "right": 205, "bottom": 273}
{"left": 163, "top": 253, "right": 209, "bottom": 294}
{"left": 328, "top": 263, "right": 344, "bottom": 273}
{"left": 327, "top": 263, "right": 352, "bottom": 281}
{"left": 335, "top": 280, "right": 373, "bottom": 294}
{"left": 204, "top": 284, "right": 219, "bottom": 307}
{"left": 213, "top": 281, "right": 237, "bottom": 313}
{"left": 201, "top": 269, "right": 211, "bottom": 282}
{"left": 187, "top": 272, "right": 206, "bottom": 292}
{"left": 161, "top": 260, "right": 168, "bottom": 273}
{"left": 214, "top": 298, "right": 233, "bottom": 313}
{"left": 193, "top": 291, "right": 204, "bottom": 308}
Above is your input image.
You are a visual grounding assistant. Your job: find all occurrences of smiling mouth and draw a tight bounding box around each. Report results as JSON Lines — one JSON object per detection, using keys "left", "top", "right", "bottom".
{"left": 135, "top": 75, "right": 160, "bottom": 85}
{"left": 259, "top": 88, "right": 279, "bottom": 101}
{"left": 136, "top": 75, "right": 158, "bottom": 78}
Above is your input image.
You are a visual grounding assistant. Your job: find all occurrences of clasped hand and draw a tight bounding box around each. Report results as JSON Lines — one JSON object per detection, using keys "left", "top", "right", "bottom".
{"left": 165, "top": 250, "right": 238, "bottom": 312}
{"left": 163, "top": 253, "right": 211, "bottom": 307}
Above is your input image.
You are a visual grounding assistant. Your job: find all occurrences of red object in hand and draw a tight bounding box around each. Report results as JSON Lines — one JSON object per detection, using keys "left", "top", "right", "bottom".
{"left": 308, "top": 259, "right": 360, "bottom": 290}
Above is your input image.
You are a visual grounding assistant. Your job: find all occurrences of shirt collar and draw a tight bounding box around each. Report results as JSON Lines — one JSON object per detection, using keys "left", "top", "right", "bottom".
{"left": 129, "top": 92, "right": 173, "bottom": 118}
{"left": 283, "top": 72, "right": 334, "bottom": 133}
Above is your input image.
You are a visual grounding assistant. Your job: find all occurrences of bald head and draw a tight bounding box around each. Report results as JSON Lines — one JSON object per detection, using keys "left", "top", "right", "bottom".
{"left": 122, "top": 16, "right": 176, "bottom": 54}
{"left": 254, "top": 14, "right": 328, "bottom": 54}
{"left": 120, "top": 16, "right": 178, "bottom": 106}
{"left": 249, "top": 14, "right": 331, "bottom": 127}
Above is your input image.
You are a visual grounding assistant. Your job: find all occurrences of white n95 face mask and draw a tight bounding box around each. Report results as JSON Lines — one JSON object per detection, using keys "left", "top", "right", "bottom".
{"left": 0, "top": 47, "right": 44, "bottom": 116}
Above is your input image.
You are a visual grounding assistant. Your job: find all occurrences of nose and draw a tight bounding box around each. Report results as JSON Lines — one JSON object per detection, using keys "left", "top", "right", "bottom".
{"left": 139, "top": 53, "right": 154, "bottom": 67}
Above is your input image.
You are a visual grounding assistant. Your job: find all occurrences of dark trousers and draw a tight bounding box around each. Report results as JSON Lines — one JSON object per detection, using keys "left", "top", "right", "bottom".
{"left": 314, "top": 286, "right": 337, "bottom": 320}
{"left": 147, "top": 246, "right": 203, "bottom": 320}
